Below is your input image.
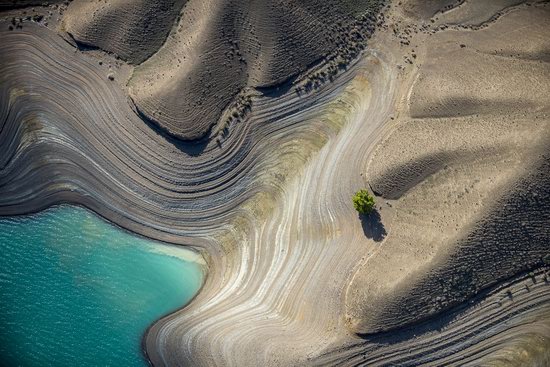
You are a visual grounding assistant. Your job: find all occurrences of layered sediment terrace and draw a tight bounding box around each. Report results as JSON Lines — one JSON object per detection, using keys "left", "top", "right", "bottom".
{"left": 1, "top": 1, "right": 549, "bottom": 366}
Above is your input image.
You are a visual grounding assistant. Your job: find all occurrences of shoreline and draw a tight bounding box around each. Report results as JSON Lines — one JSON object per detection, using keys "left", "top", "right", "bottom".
{"left": 1, "top": 1, "right": 549, "bottom": 365}
{"left": 0, "top": 204, "right": 206, "bottom": 367}
{"left": 0, "top": 17, "right": 376, "bottom": 366}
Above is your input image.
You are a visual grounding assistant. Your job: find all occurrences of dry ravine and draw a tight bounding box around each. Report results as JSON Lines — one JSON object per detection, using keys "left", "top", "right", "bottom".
{"left": 1, "top": 0, "right": 549, "bottom": 366}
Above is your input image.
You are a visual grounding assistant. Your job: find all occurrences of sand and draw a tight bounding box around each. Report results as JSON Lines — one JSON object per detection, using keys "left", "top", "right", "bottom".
{"left": 1, "top": 0, "right": 549, "bottom": 366}
{"left": 346, "top": 2, "right": 550, "bottom": 335}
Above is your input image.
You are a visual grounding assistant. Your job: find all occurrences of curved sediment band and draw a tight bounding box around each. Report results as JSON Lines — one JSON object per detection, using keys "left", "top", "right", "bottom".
{"left": 2, "top": 1, "right": 550, "bottom": 365}
{"left": 0, "top": 21, "right": 377, "bottom": 366}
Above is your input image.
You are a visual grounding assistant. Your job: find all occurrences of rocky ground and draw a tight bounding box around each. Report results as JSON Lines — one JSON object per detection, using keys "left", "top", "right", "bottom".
{"left": 0, "top": 0, "right": 549, "bottom": 366}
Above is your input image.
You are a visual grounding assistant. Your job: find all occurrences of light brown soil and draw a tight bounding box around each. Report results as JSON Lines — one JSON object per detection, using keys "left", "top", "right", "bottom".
{"left": 1, "top": 1, "right": 549, "bottom": 366}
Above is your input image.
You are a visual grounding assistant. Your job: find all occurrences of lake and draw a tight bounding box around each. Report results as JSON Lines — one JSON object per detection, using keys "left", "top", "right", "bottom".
{"left": 0, "top": 205, "right": 204, "bottom": 367}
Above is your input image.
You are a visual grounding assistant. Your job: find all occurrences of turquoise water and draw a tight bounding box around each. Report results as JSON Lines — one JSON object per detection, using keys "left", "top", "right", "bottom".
{"left": 0, "top": 205, "right": 204, "bottom": 367}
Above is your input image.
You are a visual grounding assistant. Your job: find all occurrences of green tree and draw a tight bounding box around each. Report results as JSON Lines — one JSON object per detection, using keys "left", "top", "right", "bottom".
{"left": 353, "top": 189, "right": 375, "bottom": 214}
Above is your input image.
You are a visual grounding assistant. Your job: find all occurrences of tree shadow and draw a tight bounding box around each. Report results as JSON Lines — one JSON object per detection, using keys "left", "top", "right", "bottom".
{"left": 360, "top": 209, "right": 386, "bottom": 242}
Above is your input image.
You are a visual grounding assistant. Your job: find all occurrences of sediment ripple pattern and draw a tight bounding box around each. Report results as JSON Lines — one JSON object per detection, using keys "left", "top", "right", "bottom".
{"left": 315, "top": 269, "right": 550, "bottom": 366}
{"left": 1, "top": 5, "right": 549, "bottom": 365}
{"left": 0, "top": 21, "right": 376, "bottom": 366}
{"left": 143, "top": 50, "right": 397, "bottom": 366}
{"left": 0, "top": 22, "right": 353, "bottom": 237}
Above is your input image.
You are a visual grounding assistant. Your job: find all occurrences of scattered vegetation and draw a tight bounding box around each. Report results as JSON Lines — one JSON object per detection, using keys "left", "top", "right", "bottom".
{"left": 353, "top": 189, "right": 375, "bottom": 214}
{"left": 216, "top": 89, "right": 254, "bottom": 143}
{"left": 295, "top": 7, "right": 386, "bottom": 96}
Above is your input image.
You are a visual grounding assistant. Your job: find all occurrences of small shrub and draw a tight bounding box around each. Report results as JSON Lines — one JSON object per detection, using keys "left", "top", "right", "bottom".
{"left": 353, "top": 189, "right": 375, "bottom": 214}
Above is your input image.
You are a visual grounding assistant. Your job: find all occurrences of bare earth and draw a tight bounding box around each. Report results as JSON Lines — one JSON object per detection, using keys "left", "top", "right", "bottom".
{"left": 0, "top": 0, "right": 549, "bottom": 366}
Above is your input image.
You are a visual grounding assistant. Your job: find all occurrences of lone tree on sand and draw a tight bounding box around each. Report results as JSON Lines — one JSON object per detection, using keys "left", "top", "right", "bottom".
{"left": 353, "top": 189, "right": 375, "bottom": 214}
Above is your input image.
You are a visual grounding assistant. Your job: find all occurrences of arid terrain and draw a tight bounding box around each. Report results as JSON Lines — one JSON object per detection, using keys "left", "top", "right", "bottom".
{"left": 0, "top": 0, "right": 549, "bottom": 366}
